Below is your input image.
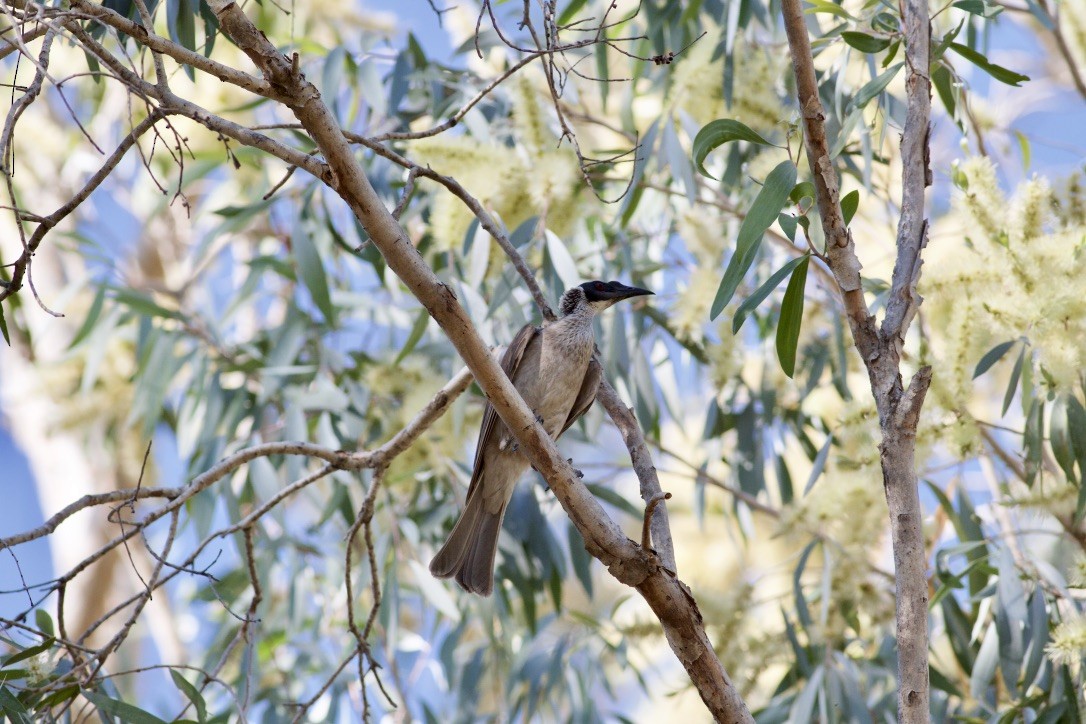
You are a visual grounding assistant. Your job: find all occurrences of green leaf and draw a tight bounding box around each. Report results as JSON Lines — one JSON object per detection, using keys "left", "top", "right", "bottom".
{"left": 933, "top": 63, "right": 958, "bottom": 120}
{"left": 840, "top": 31, "right": 891, "bottom": 53}
{"left": 732, "top": 254, "right": 809, "bottom": 333}
{"left": 974, "top": 339, "right": 1017, "bottom": 379}
{"left": 557, "top": 0, "right": 589, "bottom": 25}
{"left": 1067, "top": 396, "right": 1086, "bottom": 484}
{"left": 112, "top": 288, "right": 182, "bottom": 320}
{"left": 0, "top": 301, "right": 9, "bottom": 346}
{"left": 776, "top": 255, "right": 810, "bottom": 378}
{"left": 37, "top": 684, "right": 80, "bottom": 708}
{"left": 789, "top": 181, "right": 816, "bottom": 206}
{"left": 804, "top": 0, "right": 856, "bottom": 19}
{"left": 34, "top": 609, "right": 54, "bottom": 637}
{"left": 293, "top": 227, "right": 336, "bottom": 325}
{"left": 710, "top": 161, "right": 798, "bottom": 319}
{"left": 1002, "top": 344, "right": 1026, "bottom": 416}
{"left": 2, "top": 639, "right": 53, "bottom": 667}
{"left": 69, "top": 283, "right": 106, "bottom": 349}
{"left": 585, "top": 483, "right": 641, "bottom": 518}
{"left": 1050, "top": 395, "right": 1076, "bottom": 483}
{"left": 840, "top": 189, "right": 860, "bottom": 225}
{"left": 849, "top": 63, "right": 903, "bottom": 112}
{"left": 394, "top": 310, "right": 430, "bottom": 364}
{"left": 0, "top": 686, "right": 30, "bottom": 724}
{"left": 84, "top": 690, "right": 170, "bottom": 724}
{"left": 803, "top": 433, "right": 833, "bottom": 495}
{"left": 950, "top": 42, "right": 1030, "bottom": 86}
{"left": 171, "top": 669, "right": 208, "bottom": 724}
{"left": 1015, "top": 130, "right": 1031, "bottom": 169}
{"left": 1024, "top": 398, "right": 1044, "bottom": 486}
{"left": 778, "top": 213, "right": 798, "bottom": 242}
{"left": 953, "top": 0, "right": 987, "bottom": 13}
{"left": 692, "top": 119, "right": 773, "bottom": 179}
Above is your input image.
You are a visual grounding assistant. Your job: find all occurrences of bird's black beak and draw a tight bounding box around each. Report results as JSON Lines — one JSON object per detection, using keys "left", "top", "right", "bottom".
{"left": 612, "top": 283, "right": 653, "bottom": 300}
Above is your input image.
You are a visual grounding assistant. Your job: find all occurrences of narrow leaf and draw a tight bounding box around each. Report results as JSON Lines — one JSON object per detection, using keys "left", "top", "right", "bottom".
{"left": 171, "top": 670, "right": 208, "bottom": 724}
{"left": 711, "top": 161, "right": 798, "bottom": 319}
{"left": 69, "top": 284, "right": 107, "bottom": 349}
{"left": 693, "top": 119, "right": 773, "bottom": 179}
{"left": 0, "top": 301, "right": 8, "bottom": 346}
{"left": 1050, "top": 395, "right": 1076, "bottom": 483}
{"left": 973, "top": 339, "right": 1016, "bottom": 379}
{"left": 950, "top": 42, "right": 1030, "bottom": 86}
{"left": 1001, "top": 344, "right": 1026, "bottom": 416}
{"left": 803, "top": 433, "right": 833, "bottom": 495}
{"left": 849, "top": 63, "right": 903, "bottom": 112}
{"left": 395, "top": 310, "right": 430, "bottom": 364}
{"left": 776, "top": 255, "right": 810, "bottom": 378}
{"left": 841, "top": 31, "right": 891, "bottom": 53}
{"left": 732, "top": 254, "right": 808, "bottom": 333}
{"left": 293, "top": 227, "right": 336, "bottom": 325}
{"left": 83, "top": 691, "right": 169, "bottom": 724}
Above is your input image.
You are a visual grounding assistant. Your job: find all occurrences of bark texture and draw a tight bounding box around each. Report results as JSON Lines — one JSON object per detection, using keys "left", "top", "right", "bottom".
{"left": 780, "top": 0, "right": 934, "bottom": 720}
{"left": 204, "top": 1, "right": 752, "bottom": 719}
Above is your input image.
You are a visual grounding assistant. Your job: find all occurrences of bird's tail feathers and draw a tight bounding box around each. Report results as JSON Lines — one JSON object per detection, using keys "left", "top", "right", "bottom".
{"left": 429, "top": 491, "right": 505, "bottom": 596}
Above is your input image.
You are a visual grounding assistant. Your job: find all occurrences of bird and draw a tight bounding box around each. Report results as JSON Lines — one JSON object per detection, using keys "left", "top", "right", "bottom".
{"left": 430, "top": 280, "right": 653, "bottom": 595}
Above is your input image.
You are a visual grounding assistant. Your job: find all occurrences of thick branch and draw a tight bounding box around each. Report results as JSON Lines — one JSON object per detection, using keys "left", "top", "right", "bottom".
{"left": 780, "top": 0, "right": 878, "bottom": 365}
{"left": 204, "top": 1, "right": 751, "bottom": 719}
{"left": 780, "top": 0, "right": 933, "bottom": 721}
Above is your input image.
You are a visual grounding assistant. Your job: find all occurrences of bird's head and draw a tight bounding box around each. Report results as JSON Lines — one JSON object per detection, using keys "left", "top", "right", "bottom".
{"left": 560, "top": 280, "right": 654, "bottom": 316}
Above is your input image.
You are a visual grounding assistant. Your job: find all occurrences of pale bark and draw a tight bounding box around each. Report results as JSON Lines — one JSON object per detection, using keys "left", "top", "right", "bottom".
{"left": 197, "top": 2, "right": 751, "bottom": 719}
{"left": 780, "top": 0, "right": 934, "bottom": 720}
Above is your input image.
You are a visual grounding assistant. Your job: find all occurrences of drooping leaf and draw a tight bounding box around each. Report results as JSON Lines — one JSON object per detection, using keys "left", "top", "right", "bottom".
{"left": 692, "top": 119, "right": 774, "bottom": 179}
{"left": 171, "top": 670, "right": 208, "bottom": 724}
{"left": 293, "top": 226, "right": 336, "bottom": 325}
{"left": 776, "top": 255, "right": 810, "bottom": 378}
{"left": 1002, "top": 343, "right": 1026, "bottom": 416}
{"left": 711, "top": 161, "right": 798, "bottom": 319}
{"left": 950, "top": 42, "right": 1030, "bottom": 86}
{"left": 0, "top": 301, "right": 9, "bottom": 346}
{"left": 69, "top": 283, "right": 107, "bottom": 349}
{"left": 803, "top": 433, "right": 833, "bottom": 495}
{"left": 732, "top": 254, "right": 809, "bottom": 333}
{"left": 1051, "top": 395, "right": 1077, "bottom": 483}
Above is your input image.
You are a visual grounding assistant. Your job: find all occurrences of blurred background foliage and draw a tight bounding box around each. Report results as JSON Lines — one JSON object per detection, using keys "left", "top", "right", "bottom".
{"left": 1, "top": 0, "right": 1086, "bottom": 721}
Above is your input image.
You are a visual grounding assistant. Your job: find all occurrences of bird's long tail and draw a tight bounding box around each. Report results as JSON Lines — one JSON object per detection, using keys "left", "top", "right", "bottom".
{"left": 429, "top": 490, "right": 505, "bottom": 596}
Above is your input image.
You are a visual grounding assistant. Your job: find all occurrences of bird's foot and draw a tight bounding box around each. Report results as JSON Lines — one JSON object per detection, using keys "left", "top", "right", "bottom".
{"left": 568, "top": 458, "right": 583, "bottom": 479}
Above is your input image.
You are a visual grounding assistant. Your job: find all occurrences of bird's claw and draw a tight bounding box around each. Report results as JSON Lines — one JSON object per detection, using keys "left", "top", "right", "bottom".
{"left": 567, "top": 458, "right": 583, "bottom": 478}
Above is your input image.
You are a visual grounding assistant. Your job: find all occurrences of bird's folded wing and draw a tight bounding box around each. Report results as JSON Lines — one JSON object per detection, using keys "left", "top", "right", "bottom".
{"left": 464, "top": 323, "right": 541, "bottom": 497}
{"left": 559, "top": 351, "right": 601, "bottom": 438}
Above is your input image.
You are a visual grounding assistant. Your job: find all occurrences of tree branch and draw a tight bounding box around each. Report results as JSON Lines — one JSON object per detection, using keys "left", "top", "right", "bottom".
{"left": 780, "top": 0, "right": 933, "bottom": 720}
{"left": 204, "top": 1, "right": 751, "bottom": 718}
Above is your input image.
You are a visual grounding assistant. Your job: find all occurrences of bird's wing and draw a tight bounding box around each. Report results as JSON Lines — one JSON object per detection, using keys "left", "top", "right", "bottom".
{"left": 559, "top": 351, "right": 602, "bottom": 438}
{"left": 465, "top": 323, "right": 540, "bottom": 496}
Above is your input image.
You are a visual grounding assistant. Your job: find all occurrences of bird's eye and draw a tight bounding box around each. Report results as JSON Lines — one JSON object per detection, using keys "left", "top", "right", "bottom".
{"left": 594, "top": 282, "right": 605, "bottom": 290}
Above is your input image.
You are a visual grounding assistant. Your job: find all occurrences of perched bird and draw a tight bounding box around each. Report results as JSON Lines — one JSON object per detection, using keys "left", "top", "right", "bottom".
{"left": 430, "top": 280, "right": 653, "bottom": 595}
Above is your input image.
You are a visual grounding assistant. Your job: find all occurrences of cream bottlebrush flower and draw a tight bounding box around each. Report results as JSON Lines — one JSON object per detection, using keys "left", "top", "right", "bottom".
{"left": 1046, "top": 614, "right": 1086, "bottom": 667}
{"left": 672, "top": 266, "right": 722, "bottom": 342}
{"left": 923, "top": 157, "right": 1086, "bottom": 401}
{"left": 677, "top": 208, "right": 730, "bottom": 258}
{"left": 408, "top": 72, "right": 586, "bottom": 249}
{"left": 1069, "top": 553, "right": 1086, "bottom": 588}
{"left": 666, "top": 28, "right": 786, "bottom": 134}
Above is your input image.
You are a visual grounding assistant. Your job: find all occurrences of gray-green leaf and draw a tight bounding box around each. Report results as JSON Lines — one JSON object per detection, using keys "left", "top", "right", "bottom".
{"left": 693, "top": 119, "right": 774, "bottom": 179}
{"left": 776, "top": 255, "right": 810, "bottom": 378}
{"left": 711, "top": 161, "right": 798, "bottom": 320}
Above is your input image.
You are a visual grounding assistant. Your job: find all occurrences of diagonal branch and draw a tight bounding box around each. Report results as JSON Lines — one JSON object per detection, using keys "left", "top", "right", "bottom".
{"left": 204, "top": 1, "right": 751, "bottom": 718}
